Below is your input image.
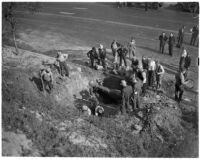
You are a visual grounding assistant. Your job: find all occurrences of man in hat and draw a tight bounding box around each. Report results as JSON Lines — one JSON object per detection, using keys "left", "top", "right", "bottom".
{"left": 128, "top": 37, "right": 136, "bottom": 58}
{"left": 155, "top": 60, "right": 165, "bottom": 90}
{"left": 111, "top": 40, "right": 122, "bottom": 63}
{"left": 56, "top": 51, "right": 69, "bottom": 77}
{"left": 98, "top": 44, "right": 107, "bottom": 69}
{"left": 177, "top": 25, "right": 185, "bottom": 48}
{"left": 175, "top": 69, "right": 189, "bottom": 103}
{"left": 120, "top": 80, "right": 133, "bottom": 114}
{"left": 190, "top": 25, "right": 198, "bottom": 46}
{"left": 168, "top": 33, "right": 175, "bottom": 56}
{"left": 129, "top": 74, "right": 140, "bottom": 109}
{"left": 148, "top": 58, "right": 156, "bottom": 87}
{"left": 131, "top": 56, "right": 139, "bottom": 73}
{"left": 118, "top": 46, "right": 128, "bottom": 67}
{"left": 40, "top": 67, "right": 54, "bottom": 93}
{"left": 87, "top": 47, "right": 99, "bottom": 69}
{"left": 159, "top": 32, "right": 168, "bottom": 54}
{"left": 95, "top": 105, "right": 104, "bottom": 117}
{"left": 82, "top": 105, "right": 92, "bottom": 116}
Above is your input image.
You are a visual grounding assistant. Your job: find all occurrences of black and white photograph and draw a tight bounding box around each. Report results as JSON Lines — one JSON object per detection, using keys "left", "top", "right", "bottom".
{"left": 2, "top": 1, "right": 199, "bottom": 157}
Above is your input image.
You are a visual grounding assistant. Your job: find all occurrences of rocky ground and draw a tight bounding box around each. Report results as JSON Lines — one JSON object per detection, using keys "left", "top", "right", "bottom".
{"left": 2, "top": 45, "right": 198, "bottom": 157}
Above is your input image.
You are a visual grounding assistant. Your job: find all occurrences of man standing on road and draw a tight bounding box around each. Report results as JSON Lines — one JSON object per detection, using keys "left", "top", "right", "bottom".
{"left": 118, "top": 46, "right": 128, "bottom": 68}
{"left": 120, "top": 80, "right": 133, "bottom": 114}
{"left": 175, "top": 69, "right": 189, "bottom": 103}
{"left": 155, "top": 60, "right": 165, "bottom": 90}
{"left": 128, "top": 37, "right": 136, "bottom": 58}
{"left": 168, "top": 33, "right": 175, "bottom": 56}
{"left": 159, "top": 32, "right": 168, "bottom": 54}
{"left": 87, "top": 47, "right": 98, "bottom": 69}
{"left": 190, "top": 25, "right": 199, "bottom": 46}
{"left": 177, "top": 25, "right": 185, "bottom": 48}
{"left": 99, "top": 44, "right": 107, "bottom": 69}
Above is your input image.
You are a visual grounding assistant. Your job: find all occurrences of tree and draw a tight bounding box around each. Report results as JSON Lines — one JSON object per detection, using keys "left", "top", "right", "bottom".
{"left": 2, "top": 2, "right": 42, "bottom": 55}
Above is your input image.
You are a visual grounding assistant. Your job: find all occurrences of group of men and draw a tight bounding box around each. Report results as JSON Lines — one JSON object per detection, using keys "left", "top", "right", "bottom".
{"left": 87, "top": 37, "right": 166, "bottom": 114}
{"left": 39, "top": 51, "right": 70, "bottom": 94}
{"left": 159, "top": 25, "right": 198, "bottom": 56}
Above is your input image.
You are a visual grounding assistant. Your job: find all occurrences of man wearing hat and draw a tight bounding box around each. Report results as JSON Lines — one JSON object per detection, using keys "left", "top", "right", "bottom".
{"left": 40, "top": 67, "right": 54, "bottom": 93}
{"left": 175, "top": 69, "right": 189, "bottom": 103}
{"left": 159, "top": 32, "right": 168, "bottom": 54}
{"left": 120, "top": 80, "right": 133, "bottom": 114}
{"left": 87, "top": 47, "right": 99, "bottom": 69}
{"left": 95, "top": 105, "right": 104, "bottom": 117}
{"left": 155, "top": 60, "right": 165, "bottom": 90}
{"left": 98, "top": 44, "right": 107, "bottom": 69}
{"left": 56, "top": 51, "right": 69, "bottom": 77}
{"left": 82, "top": 105, "right": 92, "bottom": 116}
{"left": 130, "top": 74, "right": 141, "bottom": 109}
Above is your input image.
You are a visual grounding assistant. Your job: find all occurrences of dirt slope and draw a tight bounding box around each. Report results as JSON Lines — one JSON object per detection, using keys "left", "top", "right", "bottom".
{"left": 2, "top": 46, "right": 198, "bottom": 157}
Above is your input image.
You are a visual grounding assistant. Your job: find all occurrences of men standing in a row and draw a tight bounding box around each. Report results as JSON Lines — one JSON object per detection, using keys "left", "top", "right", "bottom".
{"left": 177, "top": 25, "right": 185, "bottom": 48}
{"left": 190, "top": 25, "right": 199, "bottom": 46}
{"left": 159, "top": 32, "right": 168, "bottom": 54}
{"left": 168, "top": 33, "right": 175, "bottom": 56}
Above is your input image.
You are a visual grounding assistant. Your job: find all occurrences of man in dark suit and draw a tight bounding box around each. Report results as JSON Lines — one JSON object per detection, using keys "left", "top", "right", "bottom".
{"left": 168, "top": 33, "right": 175, "bottom": 56}
{"left": 159, "top": 32, "right": 168, "bottom": 54}
{"left": 177, "top": 25, "right": 185, "bottom": 48}
{"left": 190, "top": 25, "right": 199, "bottom": 46}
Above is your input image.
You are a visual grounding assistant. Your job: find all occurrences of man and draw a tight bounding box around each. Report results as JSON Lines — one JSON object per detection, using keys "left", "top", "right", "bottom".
{"left": 177, "top": 25, "right": 185, "bottom": 48}
{"left": 82, "top": 105, "right": 92, "bottom": 116}
{"left": 56, "top": 51, "right": 69, "bottom": 77}
{"left": 40, "top": 67, "right": 53, "bottom": 93}
{"left": 184, "top": 52, "right": 191, "bottom": 79}
{"left": 131, "top": 56, "right": 139, "bottom": 73}
{"left": 168, "top": 33, "right": 175, "bottom": 56}
{"left": 98, "top": 44, "right": 107, "bottom": 69}
{"left": 148, "top": 59, "right": 156, "bottom": 87}
{"left": 175, "top": 69, "right": 189, "bottom": 103}
{"left": 155, "top": 60, "right": 165, "bottom": 90}
{"left": 118, "top": 46, "right": 128, "bottom": 67}
{"left": 137, "top": 66, "right": 147, "bottom": 95}
{"left": 127, "top": 37, "right": 136, "bottom": 58}
{"left": 159, "top": 32, "right": 168, "bottom": 54}
{"left": 179, "top": 48, "right": 187, "bottom": 72}
{"left": 87, "top": 47, "right": 98, "bottom": 69}
{"left": 142, "top": 56, "right": 149, "bottom": 70}
{"left": 111, "top": 40, "right": 122, "bottom": 63}
{"left": 95, "top": 105, "right": 104, "bottom": 117}
{"left": 129, "top": 75, "right": 140, "bottom": 109}
{"left": 120, "top": 80, "right": 133, "bottom": 114}
{"left": 190, "top": 25, "right": 199, "bottom": 46}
